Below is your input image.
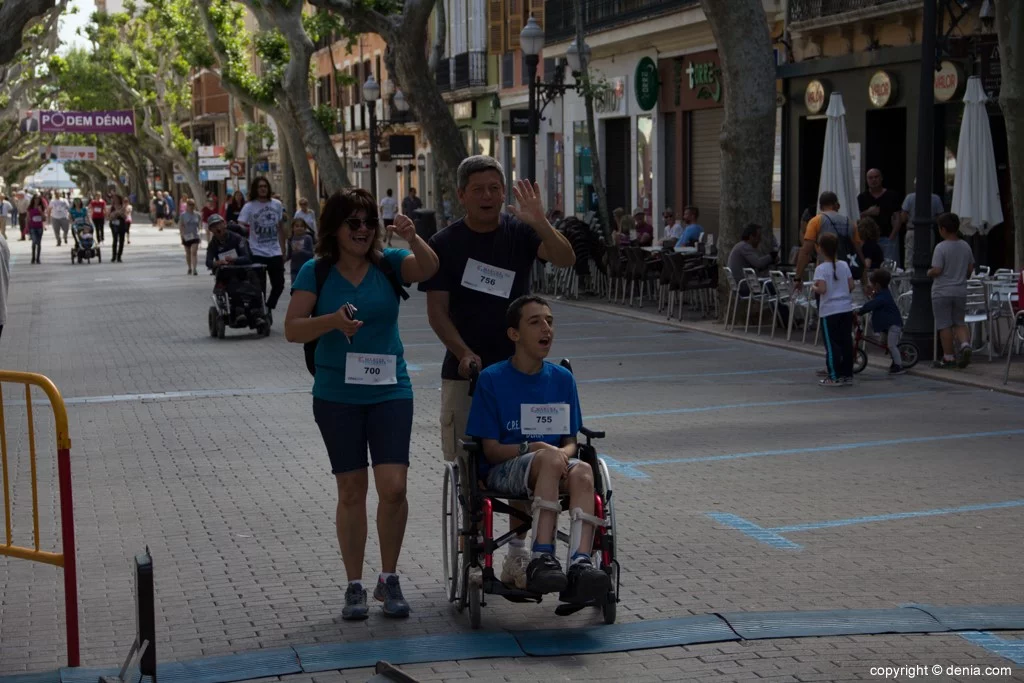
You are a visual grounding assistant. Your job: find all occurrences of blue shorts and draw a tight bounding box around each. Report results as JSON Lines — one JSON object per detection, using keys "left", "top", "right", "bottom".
{"left": 485, "top": 453, "right": 580, "bottom": 498}
{"left": 313, "top": 397, "right": 413, "bottom": 474}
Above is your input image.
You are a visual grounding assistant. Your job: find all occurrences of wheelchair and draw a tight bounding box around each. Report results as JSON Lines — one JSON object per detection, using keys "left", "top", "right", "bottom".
{"left": 441, "top": 359, "right": 620, "bottom": 629}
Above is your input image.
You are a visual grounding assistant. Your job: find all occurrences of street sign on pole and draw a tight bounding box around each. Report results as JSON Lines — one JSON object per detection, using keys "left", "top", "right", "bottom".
{"left": 229, "top": 160, "right": 245, "bottom": 176}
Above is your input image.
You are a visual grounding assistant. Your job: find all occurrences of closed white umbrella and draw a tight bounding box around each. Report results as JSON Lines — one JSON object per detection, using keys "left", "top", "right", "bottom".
{"left": 818, "top": 93, "right": 859, "bottom": 223}
{"left": 951, "top": 76, "right": 1003, "bottom": 235}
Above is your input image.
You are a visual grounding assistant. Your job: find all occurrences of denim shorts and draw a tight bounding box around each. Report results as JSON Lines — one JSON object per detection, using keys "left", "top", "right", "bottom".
{"left": 485, "top": 453, "right": 580, "bottom": 497}
{"left": 313, "top": 397, "right": 413, "bottom": 474}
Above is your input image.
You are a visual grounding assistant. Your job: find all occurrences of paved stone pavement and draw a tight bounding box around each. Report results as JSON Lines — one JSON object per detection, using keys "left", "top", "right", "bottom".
{"left": 0, "top": 222, "right": 1022, "bottom": 680}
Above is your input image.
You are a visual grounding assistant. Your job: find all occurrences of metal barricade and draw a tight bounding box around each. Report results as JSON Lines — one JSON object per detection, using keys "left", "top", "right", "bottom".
{"left": 0, "top": 371, "right": 80, "bottom": 667}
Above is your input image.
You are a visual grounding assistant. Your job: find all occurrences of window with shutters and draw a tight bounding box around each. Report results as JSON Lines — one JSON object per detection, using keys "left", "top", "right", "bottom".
{"left": 507, "top": 0, "right": 522, "bottom": 50}
{"left": 488, "top": 0, "right": 506, "bottom": 55}
{"left": 502, "top": 51, "right": 514, "bottom": 88}
{"left": 453, "top": 0, "right": 467, "bottom": 56}
{"left": 528, "top": 0, "right": 543, "bottom": 25}
{"left": 470, "top": 0, "right": 487, "bottom": 52}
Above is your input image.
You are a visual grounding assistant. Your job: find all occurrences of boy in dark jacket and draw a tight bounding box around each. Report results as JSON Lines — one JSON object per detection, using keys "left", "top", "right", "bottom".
{"left": 858, "top": 268, "right": 905, "bottom": 375}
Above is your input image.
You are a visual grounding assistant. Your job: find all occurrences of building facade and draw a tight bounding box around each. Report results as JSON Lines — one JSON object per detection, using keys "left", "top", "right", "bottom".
{"left": 779, "top": 0, "right": 1011, "bottom": 265}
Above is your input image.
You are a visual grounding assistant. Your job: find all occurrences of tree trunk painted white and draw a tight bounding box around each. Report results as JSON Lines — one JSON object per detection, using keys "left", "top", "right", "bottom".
{"left": 996, "top": 1, "right": 1023, "bottom": 270}
{"left": 699, "top": 0, "right": 777, "bottom": 312}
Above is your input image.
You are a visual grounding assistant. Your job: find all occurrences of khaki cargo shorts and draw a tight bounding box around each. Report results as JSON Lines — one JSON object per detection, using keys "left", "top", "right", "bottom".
{"left": 440, "top": 378, "right": 473, "bottom": 462}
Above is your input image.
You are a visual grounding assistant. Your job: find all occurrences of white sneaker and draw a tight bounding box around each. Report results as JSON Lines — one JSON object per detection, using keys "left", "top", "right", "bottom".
{"left": 501, "top": 551, "right": 530, "bottom": 589}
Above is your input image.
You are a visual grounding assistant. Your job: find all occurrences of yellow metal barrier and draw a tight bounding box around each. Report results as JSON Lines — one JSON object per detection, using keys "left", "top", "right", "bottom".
{"left": 0, "top": 370, "right": 80, "bottom": 667}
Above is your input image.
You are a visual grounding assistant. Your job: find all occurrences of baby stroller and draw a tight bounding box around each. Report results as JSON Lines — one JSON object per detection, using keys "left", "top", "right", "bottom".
{"left": 71, "top": 219, "right": 101, "bottom": 264}
{"left": 208, "top": 264, "right": 271, "bottom": 338}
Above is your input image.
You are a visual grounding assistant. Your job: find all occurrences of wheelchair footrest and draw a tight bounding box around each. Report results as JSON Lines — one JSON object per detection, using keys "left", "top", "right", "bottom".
{"left": 555, "top": 602, "right": 595, "bottom": 616}
{"left": 484, "top": 579, "right": 543, "bottom": 603}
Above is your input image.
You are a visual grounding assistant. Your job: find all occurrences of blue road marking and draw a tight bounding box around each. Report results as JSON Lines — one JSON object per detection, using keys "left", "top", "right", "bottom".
{"left": 706, "top": 499, "right": 1024, "bottom": 551}
{"left": 602, "top": 428, "right": 1024, "bottom": 478}
{"left": 587, "top": 390, "right": 932, "bottom": 421}
{"left": 959, "top": 632, "right": 1024, "bottom": 665}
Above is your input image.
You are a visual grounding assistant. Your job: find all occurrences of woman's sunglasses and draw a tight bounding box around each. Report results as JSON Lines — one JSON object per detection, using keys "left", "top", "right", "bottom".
{"left": 344, "top": 217, "right": 379, "bottom": 231}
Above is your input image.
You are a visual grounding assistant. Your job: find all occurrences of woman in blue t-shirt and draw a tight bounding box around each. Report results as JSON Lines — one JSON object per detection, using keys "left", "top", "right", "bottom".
{"left": 284, "top": 188, "right": 438, "bottom": 622}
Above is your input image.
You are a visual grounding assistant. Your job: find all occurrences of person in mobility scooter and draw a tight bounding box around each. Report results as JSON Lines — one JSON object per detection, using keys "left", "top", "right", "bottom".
{"left": 446, "top": 295, "right": 618, "bottom": 628}
{"left": 206, "top": 214, "right": 270, "bottom": 338}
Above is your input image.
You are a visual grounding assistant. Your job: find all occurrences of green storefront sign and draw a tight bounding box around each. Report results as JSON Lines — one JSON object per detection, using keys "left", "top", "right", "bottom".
{"left": 634, "top": 57, "right": 659, "bottom": 111}
{"left": 686, "top": 61, "right": 721, "bottom": 102}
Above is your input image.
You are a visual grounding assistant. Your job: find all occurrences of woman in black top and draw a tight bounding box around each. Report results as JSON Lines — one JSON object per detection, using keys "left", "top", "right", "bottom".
{"left": 225, "top": 190, "right": 246, "bottom": 225}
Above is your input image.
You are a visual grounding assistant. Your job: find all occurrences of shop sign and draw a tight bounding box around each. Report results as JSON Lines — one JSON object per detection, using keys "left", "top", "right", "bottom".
{"left": 198, "top": 157, "right": 228, "bottom": 168}
{"left": 934, "top": 61, "right": 961, "bottom": 102}
{"left": 197, "top": 145, "right": 225, "bottom": 158}
{"left": 453, "top": 101, "right": 474, "bottom": 120}
{"left": 595, "top": 77, "right": 627, "bottom": 116}
{"left": 634, "top": 57, "right": 659, "bottom": 111}
{"left": 669, "top": 50, "right": 723, "bottom": 111}
{"left": 509, "top": 109, "right": 532, "bottom": 135}
{"left": 351, "top": 158, "right": 371, "bottom": 171}
{"left": 199, "top": 169, "right": 230, "bottom": 181}
{"left": 686, "top": 60, "right": 721, "bottom": 103}
{"left": 868, "top": 70, "right": 896, "bottom": 107}
{"left": 804, "top": 80, "right": 828, "bottom": 114}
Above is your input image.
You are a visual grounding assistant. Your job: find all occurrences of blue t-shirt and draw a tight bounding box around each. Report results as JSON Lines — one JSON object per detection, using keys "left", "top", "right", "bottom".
{"left": 681, "top": 223, "right": 704, "bottom": 247}
{"left": 465, "top": 360, "right": 583, "bottom": 480}
{"left": 292, "top": 249, "right": 412, "bottom": 405}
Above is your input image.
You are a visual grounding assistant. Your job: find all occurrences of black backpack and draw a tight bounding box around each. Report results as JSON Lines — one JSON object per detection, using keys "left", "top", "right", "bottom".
{"left": 304, "top": 257, "right": 409, "bottom": 376}
{"left": 820, "top": 213, "right": 860, "bottom": 279}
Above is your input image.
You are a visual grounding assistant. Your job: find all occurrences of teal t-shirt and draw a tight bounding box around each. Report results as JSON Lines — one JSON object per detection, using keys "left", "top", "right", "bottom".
{"left": 293, "top": 249, "right": 412, "bottom": 405}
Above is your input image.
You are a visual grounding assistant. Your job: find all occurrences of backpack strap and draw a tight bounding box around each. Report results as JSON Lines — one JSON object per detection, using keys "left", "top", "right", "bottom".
{"left": 375, "top": 255, "right": 410, "bottom": 301}
{"left": 312, "top": 258, "right": 333, "bottom": 309}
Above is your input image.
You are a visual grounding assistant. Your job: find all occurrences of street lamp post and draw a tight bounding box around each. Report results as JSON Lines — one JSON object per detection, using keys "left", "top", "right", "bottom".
{"left": 519, "top": 16, "right": 589, "bottom": 184}
{"left": 362, "top": 75, "right": 410, "bottom": 198}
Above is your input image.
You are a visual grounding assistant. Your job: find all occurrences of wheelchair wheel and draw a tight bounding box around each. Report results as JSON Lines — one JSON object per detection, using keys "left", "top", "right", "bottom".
{"left": 441, "top": 463, "right": 462, "bottom": 604}
{"left": 468, "top": 581, "right": 481, "bottom": 630}
{"left": 216, "top": 317, "right": 226, "bottom": 339}
{"left": 603, "top": 599, "right": 617, "bottom": 625}
{"left": 896, "top": 342, "right": 920, "bottom": 369}
{"left": 208, "top": 307, "right": 218, "bottom": 338}
{"left": 852, "top": 349, "right": 868, "bottom": 374}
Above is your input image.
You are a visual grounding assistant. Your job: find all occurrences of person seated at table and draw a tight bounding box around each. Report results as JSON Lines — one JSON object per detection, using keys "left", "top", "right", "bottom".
{"left": 664, "top": 209, "right": 684, "bottom": 244}
{"left": 728, "top": 223, "right": 787, "bottom": 326}
{"left": 613, "top": 211, "right": 634, "bottom": 248}
{"left": 466, "top": 295, "right": 611, "bottom": 603}
{"left": 633, "top": 209, "right": 653, "bottom": 246}
{"left": 677, "top": 206, "right": 704, "bottom": 249}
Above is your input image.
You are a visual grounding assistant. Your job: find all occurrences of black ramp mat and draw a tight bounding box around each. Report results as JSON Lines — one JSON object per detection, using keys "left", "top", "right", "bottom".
{"left": 718, "top": 608, "right": 948, "bottom": 640}
{"left": 512, "top": 615, "right": 738, "bottom": 656}
{"left": 295, "top": 632, "right": 524, "bottom": 672}
{"left": 910, "top": 604, "right": 1024, "bottom": 631}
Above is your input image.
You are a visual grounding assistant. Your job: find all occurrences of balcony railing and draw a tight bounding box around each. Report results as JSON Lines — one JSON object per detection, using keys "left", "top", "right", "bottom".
{"left": 453, "top": 51, "right": 487, "bottom": 89}
{"left": 544, "top": 0, "right": 698, "bottom": 43}
{"left": 436, "top": 57, "right": 452, "bottom": 91}
{"left": 789, "top": 0, "right": 908, "bottom": 23}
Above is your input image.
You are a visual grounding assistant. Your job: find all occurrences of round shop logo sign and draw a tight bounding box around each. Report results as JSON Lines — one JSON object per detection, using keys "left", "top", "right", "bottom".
{"left": 805, "top": 80, "right": 827, "bottom": 114}
{"left": 869, "top": 70, "right": 895, "bottom": 107}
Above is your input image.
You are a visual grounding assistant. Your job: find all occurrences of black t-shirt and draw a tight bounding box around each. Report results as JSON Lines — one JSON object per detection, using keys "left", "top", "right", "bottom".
{"left": 862, "top": 239, "right": 885, "bottom": 270}
{"left": 418, "top": 214, "right": 542, "bottom": 380}
{"left": 857, "top": 189, "right": 902, "bottom": 234}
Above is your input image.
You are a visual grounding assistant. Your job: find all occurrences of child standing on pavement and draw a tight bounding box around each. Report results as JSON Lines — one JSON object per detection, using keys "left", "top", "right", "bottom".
{"left": 858, "top": 269, "right": 906, "bottom": 375}
{"left": 929, "top": 212, "right": 975, "bottom": 369}
{"left": 287, "top": 218, "right": 314, "bottom": 284}
{"left": 813, "top": 232, "right": 856, "bottom": 387}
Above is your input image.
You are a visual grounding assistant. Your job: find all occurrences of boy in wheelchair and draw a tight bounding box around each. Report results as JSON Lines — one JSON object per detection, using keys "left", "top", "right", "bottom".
{"left": 465, "top": 295, "right": 611, "bottom": 603}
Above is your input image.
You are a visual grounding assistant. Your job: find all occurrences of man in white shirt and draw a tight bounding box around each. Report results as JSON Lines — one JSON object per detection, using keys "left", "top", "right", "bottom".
{"left": 0, "top": 232, "right": 9, "bottom": 341}
{"left": 237, "top": 177, "right": 286, "bottom": 321}
{"left": 663, "top": 208, "right": 684, "bottom": 242}
{"left": 897, "top": 183, "right": 944, "bottom": 270}
{"left": 380, "top": 188, "right": 399, "bottom": 246}
{"left": 48, "top": 192, "right": 71, "bottom": 246}
{"left": 293, "top": 197, "right": 317, "bottom": 237}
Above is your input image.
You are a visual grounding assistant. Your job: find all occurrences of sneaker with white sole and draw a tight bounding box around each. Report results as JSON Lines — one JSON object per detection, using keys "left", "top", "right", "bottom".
{"left": 819, "top": 378, "right": 844, "bottom": 387}
{"left": 341, "top": 583, "right": 368, "bottom": 621}
{"left": 957, "top": 345, "right": 972, "bottom": 368}
{"left": 373, "top": 575, "right": 410, "bottom": 618}
{"left": 501, "top": 551, "right": 529, "bottom": 590}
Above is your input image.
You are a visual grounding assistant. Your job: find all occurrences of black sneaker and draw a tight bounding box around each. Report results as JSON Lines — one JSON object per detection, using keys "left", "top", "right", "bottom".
{"left": 888, "top": 364, "right": 907, "bottom": 376}
{"left": 525, "top": 553, "right": 568, "bottom": 594}
{"left": 373, "top": 575, "right": 410, "bottom": 618}
{"left": 938, "top": 359, "right": 958, "bottom": 369}
{"left": 957, "top": 345, "right": 972, "bottom": 369}
{"left": 341, "top": 583, "right": 368, "bottom": 621}
{"left": 561, "top": 558, "right": 611, "bottom": 604}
